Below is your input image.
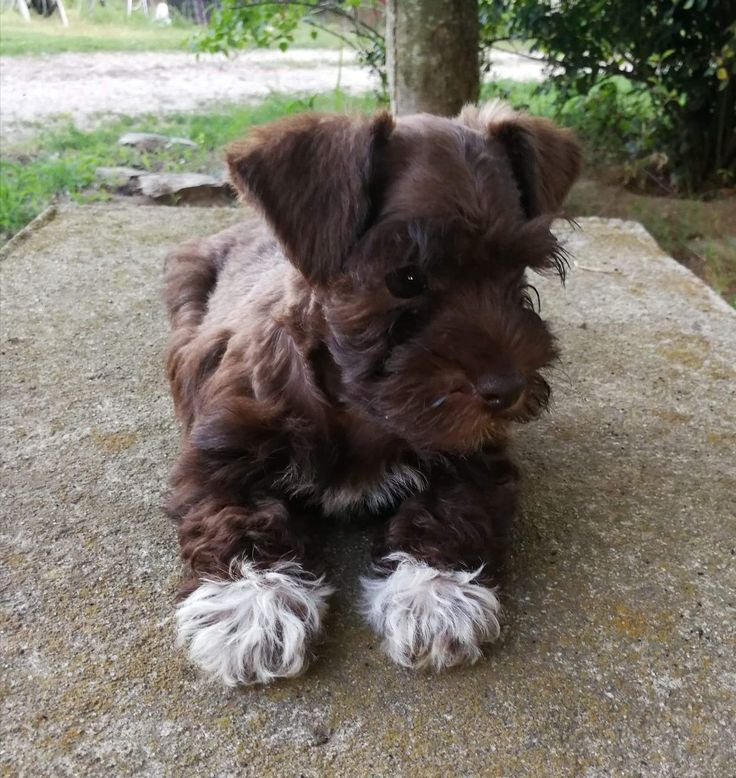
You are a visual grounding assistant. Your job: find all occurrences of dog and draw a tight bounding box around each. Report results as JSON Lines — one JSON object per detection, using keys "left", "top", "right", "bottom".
{"left": 163, "top": 100, "right": 581, "bottom": 686}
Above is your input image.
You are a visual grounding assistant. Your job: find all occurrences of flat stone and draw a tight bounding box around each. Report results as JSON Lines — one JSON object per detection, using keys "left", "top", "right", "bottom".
{"left": 94, "top": 167, "right": 234, "bottom": 203}
{"left": 135, "top": 172, "right": 234, "bottom": 204}
{"left": 1, "top": 206, "right": 734, "bottom": 776}
{"left": 95, "top": 166, "right": 146, "bottom": 194}
{"left": 118, "top": 132, "right": 198, "bottom": 151}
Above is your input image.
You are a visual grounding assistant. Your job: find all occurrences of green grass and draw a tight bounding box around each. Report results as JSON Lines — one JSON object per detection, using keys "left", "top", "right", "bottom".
{"left": 0, "top": 5, "right": 197, "bottom": 55}
{"left": 0, "top": 92, "right": 378, "bottom": 239}
{"left": 0, "top": 6, "right": 349, "bottom": 56}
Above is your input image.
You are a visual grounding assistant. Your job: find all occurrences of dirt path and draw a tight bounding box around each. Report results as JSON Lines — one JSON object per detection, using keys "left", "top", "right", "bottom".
{"left": 0, "top": 48, "right": 544, "bottom": 135}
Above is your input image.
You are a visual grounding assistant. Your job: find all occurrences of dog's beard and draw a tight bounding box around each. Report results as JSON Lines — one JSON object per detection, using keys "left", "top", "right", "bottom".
{"left": 372, "top": 376, "right": 550, "bottom": 452}
{"left": 503, "top": 372, "right": 551, "bottom": 424}
{"left": 357, "top": 367, "right": 547, "bottom": 452}
{"left": 383, "top": 393, "right": 505, "bottom": 451}
{"left": 325, "top": 320, "right": 554, "bottom": 452}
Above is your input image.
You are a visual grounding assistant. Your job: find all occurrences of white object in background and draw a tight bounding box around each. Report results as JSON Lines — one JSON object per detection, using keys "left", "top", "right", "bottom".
{"left": 55, "top": 0, "right": 68, "bottom": 26}
{"left": 14, "top": 0, "right": 32, "bottom": 22}
{"left": 127, "top": 0, "right": 149, "bottom": 16}
{"left": 154, "top": 1, "right": 170, "bottom": 24}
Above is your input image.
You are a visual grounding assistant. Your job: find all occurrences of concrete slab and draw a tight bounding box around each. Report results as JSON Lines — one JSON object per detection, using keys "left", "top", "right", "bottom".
{"left": 1, "top": 205, "right": 734, "bottom": 777}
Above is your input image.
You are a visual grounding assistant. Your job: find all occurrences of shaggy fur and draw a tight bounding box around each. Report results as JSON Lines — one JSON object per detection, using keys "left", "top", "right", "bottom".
{"left": 176, "top": 557, "right": 333, "bottom": 685}
{"left": 362, "top": 552, "right": 501, "bottom": 670}
{"left": 163, "top": 101, "right": 581, "bottom": 684}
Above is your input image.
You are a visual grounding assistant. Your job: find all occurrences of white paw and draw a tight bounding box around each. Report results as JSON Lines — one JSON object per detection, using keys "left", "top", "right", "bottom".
{"left": 361, "top": 552, "right": 501, "bottom": 670}
{"left": 176, "top": 558, "right": 334, "bottom": 686}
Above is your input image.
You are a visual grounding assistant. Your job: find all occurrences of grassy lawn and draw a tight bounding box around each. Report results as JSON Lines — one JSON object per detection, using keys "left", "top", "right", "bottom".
{"left": 0, "top": 6, "right": 196, "bottom": 55}
{"left": 0, "top": 92, "right": 376, "bottom": 239}
{"left": 0, "top": 6, "right": 346, "bottom": 56}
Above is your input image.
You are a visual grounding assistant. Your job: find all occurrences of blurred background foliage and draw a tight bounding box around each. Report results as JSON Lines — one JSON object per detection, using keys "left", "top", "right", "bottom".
{"left": 197, "top": 0, "right": 735, "bottom": 192}
{"left": 499, "top": 0, "right": 735, "bottom": 191}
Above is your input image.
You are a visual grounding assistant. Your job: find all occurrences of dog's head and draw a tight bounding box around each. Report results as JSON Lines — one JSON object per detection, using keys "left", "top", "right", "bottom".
{"left": 227, "top": 102, "right": 581, "bottom": 452}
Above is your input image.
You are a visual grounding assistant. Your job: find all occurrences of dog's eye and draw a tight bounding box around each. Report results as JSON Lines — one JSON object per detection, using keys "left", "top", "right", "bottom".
{"left": 385, "top": 265, "right": 426, "bottom": 298}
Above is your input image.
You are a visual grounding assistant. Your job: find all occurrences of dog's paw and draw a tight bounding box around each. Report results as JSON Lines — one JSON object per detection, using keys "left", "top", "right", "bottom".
{"left": 175, "top": 558, "right": 334, "bottom": 686}
{"left": 361, "top": 552, "right": 500, "bottom": 670}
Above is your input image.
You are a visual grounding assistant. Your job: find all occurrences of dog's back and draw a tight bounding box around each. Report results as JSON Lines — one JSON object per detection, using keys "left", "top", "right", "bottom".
{"left": 164, "top": 218, "right": 277, "bottom": 332}
{"left": 163, "top": 216, "right": 295, "bottom": 426}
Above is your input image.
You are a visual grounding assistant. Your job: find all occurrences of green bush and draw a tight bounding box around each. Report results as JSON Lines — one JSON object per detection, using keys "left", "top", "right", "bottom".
{"left": 498, "top": 0, "right": 736, "bottom": 189}
{"left": 481, "top": 77, "right": 659, "bottom": 179}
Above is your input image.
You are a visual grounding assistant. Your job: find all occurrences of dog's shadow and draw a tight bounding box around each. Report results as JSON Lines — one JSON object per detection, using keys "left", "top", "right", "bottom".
{"left": 302, "top": 386, "right": 647, "bottom": 675}
{"left": 306, "top": 445, "right": 576, "bottom": 671}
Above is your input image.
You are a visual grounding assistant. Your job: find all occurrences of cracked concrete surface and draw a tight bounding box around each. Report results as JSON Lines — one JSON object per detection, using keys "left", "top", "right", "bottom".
{"left": 1, "top": 205, "right": 734, "bottom": 776}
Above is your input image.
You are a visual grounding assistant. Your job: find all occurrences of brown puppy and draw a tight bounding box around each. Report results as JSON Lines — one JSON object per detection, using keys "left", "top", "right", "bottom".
{"left": 164, "top": 101, "right": 581, "bottom": 686}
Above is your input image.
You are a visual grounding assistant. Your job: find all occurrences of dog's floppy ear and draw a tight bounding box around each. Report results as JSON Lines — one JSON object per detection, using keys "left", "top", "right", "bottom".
{"left": 458, "top": 101, "right": 582, "bottom": 217}
{"left": 227, "top": 111, "right": 394, "bottom": 284}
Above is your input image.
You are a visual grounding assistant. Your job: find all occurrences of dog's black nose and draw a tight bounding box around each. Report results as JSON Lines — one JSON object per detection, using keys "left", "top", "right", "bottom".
{"left": 477, "top": 372, "right": 526, "bottom": 411}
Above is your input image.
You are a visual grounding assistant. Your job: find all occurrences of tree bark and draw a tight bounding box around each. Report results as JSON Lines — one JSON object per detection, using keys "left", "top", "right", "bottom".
{"left": 386, "top": 0, "right": 479, "bottom": 116}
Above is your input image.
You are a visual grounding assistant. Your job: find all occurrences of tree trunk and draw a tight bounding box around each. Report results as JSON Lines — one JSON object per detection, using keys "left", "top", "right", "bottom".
{"left": 386, "top": 0, "right": 479, "bottom": 116}
{"left": 190, "top": 0, "right": 207, "bottom": 25}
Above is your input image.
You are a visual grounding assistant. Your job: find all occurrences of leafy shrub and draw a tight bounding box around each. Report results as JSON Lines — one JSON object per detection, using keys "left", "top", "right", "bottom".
{"left": 197, "top": 0, "right": 387, "bottom": 93}
{"left": 499, "top": 0, "right": 736, "bottom": 189}
{"left": 480, "top": 77, "right": 661, "bottom": 184}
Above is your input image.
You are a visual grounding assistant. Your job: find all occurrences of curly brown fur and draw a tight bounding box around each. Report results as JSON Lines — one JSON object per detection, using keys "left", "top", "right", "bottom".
{"left": 164, "top": 102, "right": 581, "bottom": 683}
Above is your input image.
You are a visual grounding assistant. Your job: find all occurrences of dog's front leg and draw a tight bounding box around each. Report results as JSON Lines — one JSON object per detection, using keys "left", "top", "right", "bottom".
{"left": 168, "top": 420, "right": 333, "bottom": 687}
{"left": 362, "top": 452, "right": 518, "bottom": 670}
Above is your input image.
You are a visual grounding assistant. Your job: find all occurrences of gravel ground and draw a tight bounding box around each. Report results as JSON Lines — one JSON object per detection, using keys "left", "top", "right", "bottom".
{"left": 0, "top": 48, "right": 545, "bottom": 136}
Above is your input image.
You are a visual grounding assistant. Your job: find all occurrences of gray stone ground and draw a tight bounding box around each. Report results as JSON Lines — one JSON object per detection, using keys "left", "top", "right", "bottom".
{"left": 1, "top": 205, "right": 734, "bottom": 777}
